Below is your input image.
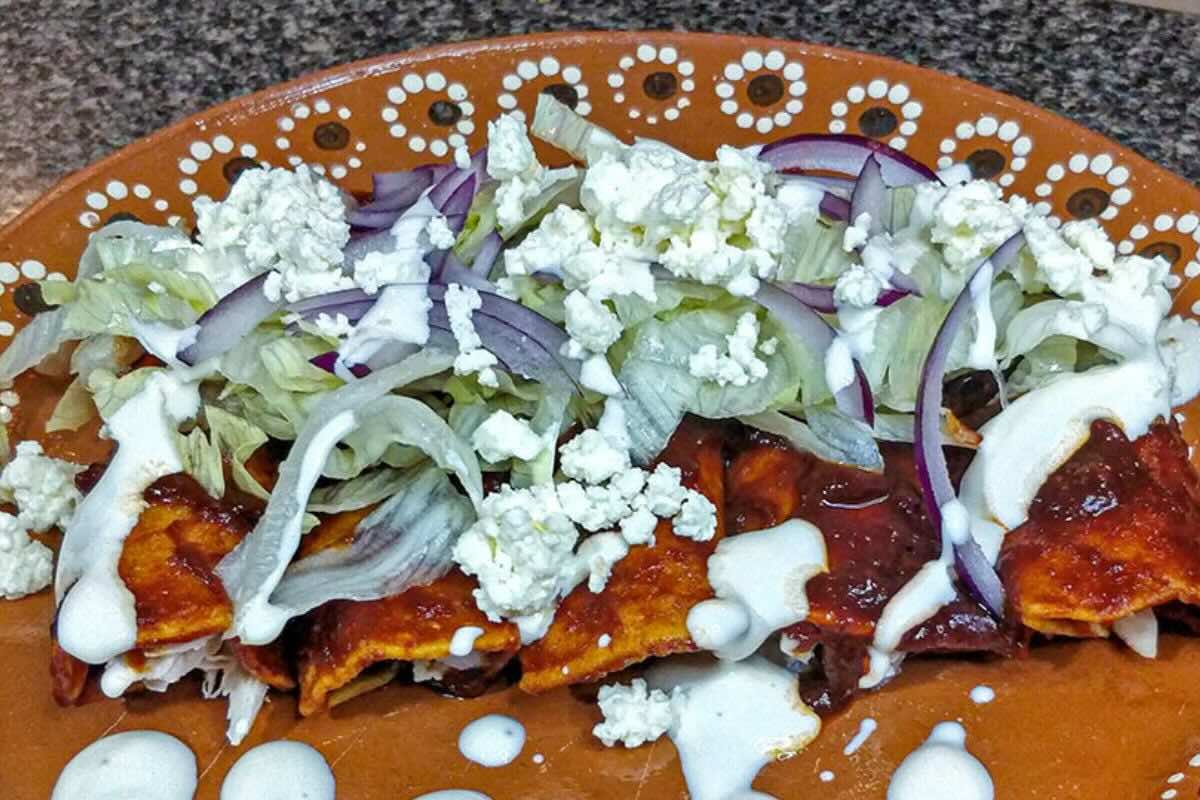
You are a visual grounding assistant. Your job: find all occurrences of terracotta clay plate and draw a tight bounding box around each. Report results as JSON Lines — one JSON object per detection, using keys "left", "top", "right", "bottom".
{"left": 4, "top": 31, "right": 1200, "bottom": 799}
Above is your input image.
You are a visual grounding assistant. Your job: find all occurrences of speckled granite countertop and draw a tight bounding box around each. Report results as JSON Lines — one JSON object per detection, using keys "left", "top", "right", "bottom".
{"left": 1, "top": 0, "right": 1197, "bottom": 223}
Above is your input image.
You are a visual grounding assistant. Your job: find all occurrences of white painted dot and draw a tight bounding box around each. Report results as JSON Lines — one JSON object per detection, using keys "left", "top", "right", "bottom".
{"left": 676, "top": 97, "right": 690, "bottom": 109}
{"left": 179, "top": 179, "right": 197, "bottom": 195}
{"left": 1034, "top": 201, "right": 1052, "bottom": 216}
{"left": 498, "top": 93, "right": 517, "bottom": 110}
{"left": 1012, "top": 136, "right": 1032, "bottom": 156}
{"left": 847, "top": 85, "right": 866, "bottom": 103}
{"left": 1188, "top": 753, "right": 1200, "bottom": 768}
{"left": 939, "top": 139, "right": 957, "bottom": 154}
{"left": 179, "top": 158, "right": 200, "bottom": 175}
{"left": 1107, "top": 166, "right": 1130, "bottom": 186}
{"left": 457, "top": 119, "right": 475, "bottom": 135}
{"left": 937, "top": 156, "right": 954, "bottom": 170}
{"left": 619, "top": 55, "right": 635, "bottom": 70}
{"left": 275, "top": 137, "right": 291, "bottom": 151}
{"left": 1090, "top": 153, "right": 1114, "bottom": 175}
{"left": 314, "top": 98, "right": 331, "bottom": 114}
{"left": 190, "top": 141, "right": 213, "bottom": 161}
{"left": 0, "top": 263, "right": 17, "bottom": 282}
{"left": 901, "top": 101, "right": 923, "bottom": 119}
{"left": 576, "top": 84, "right": 589, "bottom": 98}
{"left": 501, "top": 74, "right": 522, "bottom": 92}
{"left": 1100, "top": 206, "right": 1119, "bottom": 221}
{"left": 381, "top": 107, "right": 399, "bottom": 123}
{"left": 645, "top": 115, "right": 658, "bottom": 125}
{"left": 613, "top": 92, "right": 625, "bottom": 103}
{"left": 756, "top": 117, "right": 774, "bottom": 134}
{"left": 133, "top": 183, "right": 151, "bottom": 199}
{"left": 716, "top": 82, "right": 735, "bottom": 99}
{"left": 85, "top": 192, "right": 108, "bottom": 210}
{"left": 292, "top": 103, "right": 311, "bottom": 119}
{"left": 20, "top": 260, "right": 46, "bottom": 279}
{"left": 888, "top": 84, "right": 910, "bottom": 104}
{"left": 829, "top": 119, "right": 847, "bottom": 134}
{"left": 831, "top": 101, "right": 848, "bottom": 117}
{"left": 785, "top": 99, "right": 803, "bottom": 114}
{"left": 867, "top": 79, "right": 888, "bottom": 99}
{"left": 664, "top": 107, "right": 679, "bottom": 121}
{"left": 430, "top": 139, "right": 449, "bottom": 157}
{"left": 1112, "top": 187, "right": 1133, "bottom": 205}
{"left": 783, "top": 62, "right": 803, "bottom": 81}
{"left": 773, "top": 111, "right": 793, "bottom": 127}
{"left": 562, "top": 66, "right": 582, "bottom": 84}
{"left": 348, "top": 157, "right": 362, "bottom": 168}
{"left": 681, "top": 79, "right": 695, "bottom": 92}
{"left": 1187, "top": 260, "right": 1200, "bottom": 277}
{"left": 1131, "top": 224, "right": 1149, "bottom": 240}
{"left": 999, "top": 174, "right": 1015, "bottom": 187}
{"left": 0, "top": 322, "right": 13, "bottom": 337}
{"left": 997, "top": 121, "right": 1020, "bottom": 142}
{"left": 278, "top": 117, "right": 295, "bottom": 132}
{"left": 387, "top": 87, "right": 407, "bottom": 104}
{"left": 720, "top": 100, "right": 738, "bottom": 115}
{"left": 1163, "top": 790, "right": 1177, "bottom": 800}
{"left": 338, "top": 107, "right": 351, "bottom": 120}
{"left": 213, "top": 135, "right": 234, "bottom": 153}
{"left": 1068, "top": 154, "right": 1089, "bottom": 173}
{"left": 409, "top": 136, "right": 427, "bottom": 152}
{"left": 1035, "top": 183, "right": 1052, "bottom": 197}
{"left": 764, "top": 50, "right": 785, "bottom": 70}
{"left": 636, "top": 44, "right": 656, "bottom": 63}
{"left": 389, "top": 123, "right": 407, "bottom": 138}
{"left": 976, "top": 116, "right": 998, "bottom": 136}
{"left": 899, "top": 120, "right": 917, "bottom": 136}
{"left": 425, "top": 71, "right": 447, "bottom": 91}
{"left": 628, "top": 109, "right": 641, "bottom": 120}
{"left": 1167, "top": 273, "right": 1184, "bottom": 291}
{"left": 608, "top": 73, "right": 624, "bottom": 88}
{"left": 288, "top": 155, "right": 304, "bottom": 167}
{"left": 447, "top": 134, "right": 464, "bottom": 147}
{"left": 724, "top": 63, "right": 745, "bottom": 81}
{"left": 956, "top": 122, "right": 975, "bottom": 139}
{"left": 105, "top": 180, "right": 128, "bottom": 199}
{"left": 1169, "top": 773, "right": 1185, "bottom": 785}
{"left": 330, "top": 165, "right": 348, "bottom": 180}
{"left": 1155, "top": 214, "right": 1175, "bottom": 232}
{"left": 789, "top": 81, "right": 806, "bottom": 97}
{"left": 890, "top": 136, "right": 907, "bottom": 151}
{"left": 1010, "top": 157, "right": 1027, "bottom": 171}
{"left": 1178, "top": 214, "right": 1199, "bottom": 234}
{"left": 241, "top": 143, "right": 258, "bottom": 158}
{"left": 459, "top": 100, "right": 475, "bottom": 116}
{"left": 742, "top": 50, "right": 764, "bottom": 71}
{"left": 402, "top": 73, "right": 424, "bottom": 93}
{"left": 1047, "top": 164, "right": 1066, "bottom": 181}
{"left": 736, "top": 112, "right": 754, "bottom": 129}
{"left": 659, "top": 47, "right": 678, "bottom": 65}
{"left": 514, "top": 61, "right": 538, "bottom": 82}
{"left": 154, "top": 199, "right": 168, "bottom": 212}
{"left": 678, "top": 61, "right": 695, "bottom": 77}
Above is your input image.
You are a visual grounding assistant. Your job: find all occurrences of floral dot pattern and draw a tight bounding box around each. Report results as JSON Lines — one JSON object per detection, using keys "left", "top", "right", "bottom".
{"left": 937, "top": 115, "right": 1032, "bottom": 188}
{"left": 498, "top": 58, "right": 591, "bottom": 121}
{"left": 714, "top": 49, "right": 806, "bottom": 134}
{"left": 1033, "top": 152, "right": 1132, "bottom": 226}
{"left": 829, "top": 78, "right": 921, "bottom": 150}
{"left": 1117, "top": 212, "right": 1200, "bottom": 291}
{"left": 607, "top": 45, "right": 694, "bottom": 125}
{"left": 381, "top": 73, "right": 474, "bottom": 155}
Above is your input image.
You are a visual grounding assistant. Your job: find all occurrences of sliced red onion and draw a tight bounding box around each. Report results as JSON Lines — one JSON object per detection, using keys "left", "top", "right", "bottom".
{"left": 215, "top": 348, "right": 463, "bottom": 645}
{"left": 849, "top": 154, "right": 886, "bottom": 236}
{"left": 437, "top": 252, "right": 496, "bottom": 291}
{"left": 819, "top": 192, "right": 851, "bottom": 221}
{"left": 178, "top": 273, "right": 280, "bottom": 365}
{"left": 754, "top": 283, "right": 874, "bottom": 426}
{"left": 428, "top": 166, "right": 474, "bottom": 209}
{"left": 760, "top": 133, "right": 939, "bottom": 187}
{"left": 343, "top": 229, "right": 399, "bottom": 265}
{"left": 776, "top": 281, "right": 915, "bottom": 315}
{"left": 370, "top": 165, "right": 442, "bottom": 206}
{"left": 782, "top": 173, "right": 856, "bottom": 198}
{"left": 269, "top": 460, "right": 473, "bottom": 621}
{"left": 311, "top": 351, "right": 369, "bottom": 378}
{"left": 438, "top": 175, "right": 477, "bottom": 227}
{"left": 472, "top": 231, "right": 503, "bottom": 278}
{"left": 913, "top": 232, "right": 1025, "bottom": 617}
{"left": 886, "top": 270, "right": 923, "bottom": 297}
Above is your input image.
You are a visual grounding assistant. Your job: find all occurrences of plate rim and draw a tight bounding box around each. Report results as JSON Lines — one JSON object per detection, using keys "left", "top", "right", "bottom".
{"left": 4, "top": 29, "right": 1199, "bottom": 243}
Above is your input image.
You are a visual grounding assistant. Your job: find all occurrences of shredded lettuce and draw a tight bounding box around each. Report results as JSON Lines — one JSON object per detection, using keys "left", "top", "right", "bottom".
{"left": 307, "top": 467, "right": 409, "bottom": 514}
{"left": 176, "top": 405, "right": 271, "bottom": 501}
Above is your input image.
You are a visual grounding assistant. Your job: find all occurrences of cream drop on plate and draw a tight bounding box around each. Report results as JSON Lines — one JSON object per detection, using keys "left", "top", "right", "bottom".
{"left": 412, "top": 792, "right": 492, "bottom": 800}
{"left": 647, "top": 654, "right": 821, "bottom": 800}
{"left": 970, "top": 685, "right": 996, "bottom": 704}
{"left": 843, "top": 717, "right": 878, "bottom": 755}
{"left": 220, "top": 740, "right": 335, "bottom": 800}
{"left": 887, "top": 721, "right": 993, "bottom": 800}
{"left": 52, "top": 730, "right": 197, "bottom": 800}
{"left": 457, "top": 714, "right": 526, "bottom": 767}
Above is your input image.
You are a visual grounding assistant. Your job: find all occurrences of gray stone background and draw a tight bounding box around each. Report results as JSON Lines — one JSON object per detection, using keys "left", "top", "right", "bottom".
{"left": 1, "top": 0, "right": 1198, "bottom": 223}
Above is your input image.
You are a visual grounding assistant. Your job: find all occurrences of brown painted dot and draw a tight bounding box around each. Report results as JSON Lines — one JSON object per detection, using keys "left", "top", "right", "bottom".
{"left": 965, "top": 148, "right": 1006, "bottom": 180}
{"left": 223, "top": 156, "right": 260, "bottom": 184}
{"left": 13, "top": 283, "right": 53, "bottom": 316}
{"left": 541, "top": 83, "right": 579, "bottom": 109}
{"left": 1139, "top": 241, "right": 1182, "bottom": 265}
{"left": 642, "top": 71, "right": 678, "bottom": 100}
{"left": 427, "top": 100, "right": 463, "bottom": 126}
{"left": 1065, "top": 187, "right": 1110, "bottom": 219}
{"left": 746, "top": 74, "right": 784, "bottom": 107}
{"left": 858, "top": 106, "right": 898, "bottom": 138}
{"left": 313, "top": 121, "right": 350, "bottom": 150}
{"left": 104, "top": 211, "right": 141, "bottom": 225}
